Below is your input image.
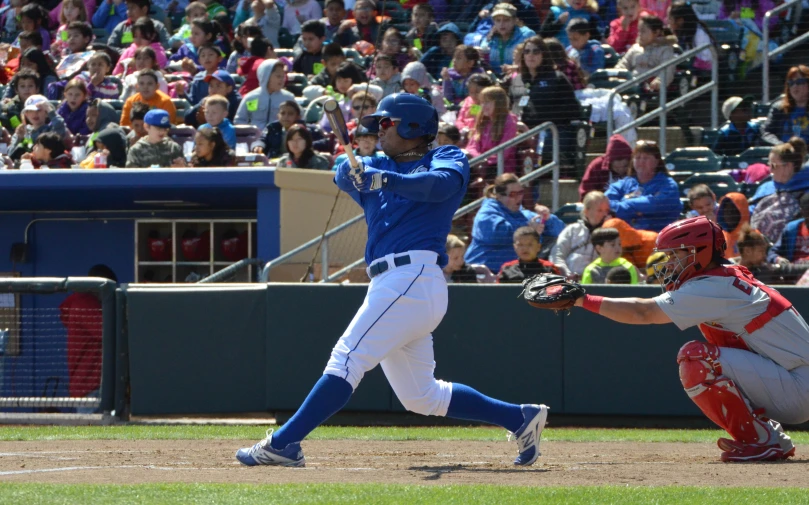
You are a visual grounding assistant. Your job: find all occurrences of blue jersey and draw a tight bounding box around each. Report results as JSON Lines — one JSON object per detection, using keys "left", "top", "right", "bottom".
{"left": 336, "top": 145, "right": 470, "bottom": 267}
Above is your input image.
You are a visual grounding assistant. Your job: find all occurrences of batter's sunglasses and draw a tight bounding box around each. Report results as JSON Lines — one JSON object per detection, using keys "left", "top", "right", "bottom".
{"left": 378, "top": 117, "right": 398, "bottom": 130}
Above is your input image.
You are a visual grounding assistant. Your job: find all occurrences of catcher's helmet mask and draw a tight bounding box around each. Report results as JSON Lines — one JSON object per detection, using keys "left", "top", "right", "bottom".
{"left": 653, "top": 216, "right": 727, "bottom": 292}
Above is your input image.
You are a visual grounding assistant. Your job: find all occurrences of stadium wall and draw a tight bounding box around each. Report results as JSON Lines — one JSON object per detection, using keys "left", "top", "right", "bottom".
{"left": 124, "top": 284, "right": 746, "bottom": 417}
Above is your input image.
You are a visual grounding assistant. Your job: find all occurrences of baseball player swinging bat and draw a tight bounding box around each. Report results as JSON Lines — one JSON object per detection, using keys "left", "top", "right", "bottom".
{"left": 323, "top": 98, "right": 363, "bottom": 184}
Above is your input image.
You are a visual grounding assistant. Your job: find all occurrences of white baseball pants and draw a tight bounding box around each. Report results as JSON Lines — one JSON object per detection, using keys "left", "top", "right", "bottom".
{"left": 324, "top": 251, "right": 453, "bottom": 417}
{"left": 720, "top": 347, "right": 809, "bottom": 425}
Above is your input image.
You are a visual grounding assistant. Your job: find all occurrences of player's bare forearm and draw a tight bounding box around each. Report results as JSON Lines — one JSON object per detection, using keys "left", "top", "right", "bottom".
{"left": 574, "top": 296, "right": 672, "bottom": 325}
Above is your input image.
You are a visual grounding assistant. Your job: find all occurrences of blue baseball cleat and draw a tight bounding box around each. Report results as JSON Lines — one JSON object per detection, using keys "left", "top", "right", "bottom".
{"left": 235, "top": 429, "right": 306, "bottom": 467}
{"left": 511, "top": 404, "right": 549, "bottom": 466}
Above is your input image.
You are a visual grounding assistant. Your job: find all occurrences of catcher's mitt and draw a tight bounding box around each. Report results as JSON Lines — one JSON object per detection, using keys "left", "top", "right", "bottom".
{"left": 520, "top": 273, "right": 585, "bottom": 311}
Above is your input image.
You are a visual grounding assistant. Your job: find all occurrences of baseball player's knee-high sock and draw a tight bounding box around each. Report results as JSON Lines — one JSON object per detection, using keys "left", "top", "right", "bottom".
{"left": 270, "top": 374, "right": 353, "bottom": 450}
{"left": 446, "top": 383, "right": 524, "bottom": 433}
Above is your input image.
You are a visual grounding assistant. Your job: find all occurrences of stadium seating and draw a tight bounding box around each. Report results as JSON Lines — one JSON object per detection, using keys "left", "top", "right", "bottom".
{"left": 234, "top": 125, "right": 261, "bottom": 146}
{"left": 664, "top": 147, "right": 723, "bottom": 182}
{"left": 680, "top": 172, "right": 741, "bottom": 198}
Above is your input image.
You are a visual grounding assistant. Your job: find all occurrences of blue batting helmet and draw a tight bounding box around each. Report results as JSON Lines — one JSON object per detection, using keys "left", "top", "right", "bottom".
{"left": 360, "top": 93, "right": 438, "bottom": 140}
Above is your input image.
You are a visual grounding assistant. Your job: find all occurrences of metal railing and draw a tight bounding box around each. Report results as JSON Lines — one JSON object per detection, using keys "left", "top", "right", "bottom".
{"left": 260, "top": 122, "right": 561, "bottom": 283}
{"left": 197, "top": 258, "right": 264, "bottom": 283}
{"left": 607, "top": 44, "right": 719, "bottom": 154}
{"left": 763, "top": 0, "right": 809, "bottom": 103}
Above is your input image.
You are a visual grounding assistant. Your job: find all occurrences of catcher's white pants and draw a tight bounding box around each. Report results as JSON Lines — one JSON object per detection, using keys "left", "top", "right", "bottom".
{"left": 719, "top": 347, "right": 809, "bottom": 425}
{"left": 324, "top": 251, "right": 453, "bottom": 417}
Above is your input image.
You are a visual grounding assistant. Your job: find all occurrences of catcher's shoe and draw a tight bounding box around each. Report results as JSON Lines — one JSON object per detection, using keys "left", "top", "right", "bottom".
{"left": 235, "top": 430, "right": 305, "bottom": 467}
{"left": 717, "top": 437, "right": 796, "bottom": 462}
{"left": 511, "top": 404, "right": 549, "bottom": 466}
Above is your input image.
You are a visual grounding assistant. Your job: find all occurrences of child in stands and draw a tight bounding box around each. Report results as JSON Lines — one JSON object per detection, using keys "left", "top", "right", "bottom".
{"left": 200, "top": 95, "right": 235, "bottom": 148}
{"left": 171, "top": 18, "right": 230, "bottom": 71}
{"left": 51, "top": 0, "right": 88, "bottom": 57}
{"left": 108, "top": 0, "right": 171, "bottom": 51}
{"left": 441, "top": 45, "right": 484, "bottom": 107}
{"left": 405, "top": 3, "right": 439, "bottom": 53}
{"left": 120, "top": 47, "right": 170, "bottom": 100}
{"left": 57, "top": 78, "right": 91, "bottom": 135}
{"left": 455, "top": 73, "right": 493, "bottom": 133}
{"left": 234, "top": 59, "right": 294, "bottom": 132}
{"left": 608, "top": 0, "right": 649, "bottom": 53}
{"left": 0, "top": 70, "right": 40, "bottom": 133}
{"left": 191, "top": 126, "right": 235, "bottom": 167}
{"left": 17, "top": 4, "right": 52, "bottom": 50}
{"left": 77, "top": 52, "right": 120, "bottom": 100}
{"left": 369, "top": 54, "right": 401, "bottom": 98}
{"left": 120, "top": 70, "right": 177, "bottom": 127}
{"left": 309, "top": 42, "right": 346, "bottom": 88}
{"left": 330, "top": 124, "right": 382, "bottom": 170}
{"left": 497, "top": 227, "right": 561, "bottom": 283}
{"left": 466, "top": 85, "right": 518, "bottom": 173}
{"left": 19, "top": 131, "right": 73, "bottom": 168}
{"left": 293, "top": 20, "right": 326, "bottom": 76}
{"left": 9, "top": 95, "right": 69, "bottom": 160}
{"left": 126, "top": 109, "right": 185, "bottom": 167}
{"left": 581, "top": 227, "right": 640, "bottom": 284}
{"left": 127, "top": 102, "right": 150, "bottom": 146}
{"left": 565, "top": 17, "right": 605, "bottom": 76}
{"left": 168, "top": 2, "right": 209, "bottom": 50}
{"left": 113, "top": 18, "right": 168, "bottom": 75}
{"left": 176, "top": 44, "right": 224, "bottom": 105}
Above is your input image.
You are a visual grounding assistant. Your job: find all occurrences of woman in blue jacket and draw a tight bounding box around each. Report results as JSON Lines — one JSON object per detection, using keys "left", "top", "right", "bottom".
{"left": 605, "top": 141, "right": 682, "bottom": 232}
{"left": 465, "top": 173, "right": 565, "bottom": 272}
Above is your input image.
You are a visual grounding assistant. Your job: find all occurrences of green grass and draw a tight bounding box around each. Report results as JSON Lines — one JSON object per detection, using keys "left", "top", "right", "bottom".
{"left": 1, "top": 425, "right": 808, "bottom": 444}
{"left": 0, "top": 484, "right": 806, "bottom": 505}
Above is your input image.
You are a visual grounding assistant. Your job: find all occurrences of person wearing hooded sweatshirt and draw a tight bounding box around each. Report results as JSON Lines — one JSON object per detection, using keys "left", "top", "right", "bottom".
{"left": 602, "top": 217, "right": 658, "bottom": 270}
{"left": 465, "top": 173, "right": 566, "bottom": 272}
{"left": 234, "top": 59, "right": 295, "bottom": 134}
{"left": 79, "top": 126, "right": 129, "bottom": 168}
{"left": 579, "top": 134, "right": 632, "bottom": 199}
{"left": 400, "top": 61, "right": 445, "bottom": 115}
{"left": 84, "top": 99, "right": 120, "bottom": 151}
{"left": 550, "top": 190, "right": 610, "bottom": 278}
{"left": 614, "top": 15, "right": 676, "bottom": 91}
{"left": 716, "top": 191, "right": 752, "bottom": 259}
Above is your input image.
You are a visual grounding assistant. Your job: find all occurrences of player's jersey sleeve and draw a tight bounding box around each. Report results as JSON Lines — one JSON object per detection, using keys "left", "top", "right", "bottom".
{"left": 429, "top": 145, "right": 470, "bottom": 187}
{"left": 653, "top": 276, "right": 762, "bottom": 331}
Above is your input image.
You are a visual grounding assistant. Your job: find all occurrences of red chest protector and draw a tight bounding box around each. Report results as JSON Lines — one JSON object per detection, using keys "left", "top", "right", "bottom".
{"left": 689, "top": 265, "right": 792, "bottom": 350}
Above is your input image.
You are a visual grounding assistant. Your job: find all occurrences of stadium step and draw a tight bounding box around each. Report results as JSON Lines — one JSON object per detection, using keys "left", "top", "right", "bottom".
{"left": 587, "top": 126, "right": 707, "bottom": 156}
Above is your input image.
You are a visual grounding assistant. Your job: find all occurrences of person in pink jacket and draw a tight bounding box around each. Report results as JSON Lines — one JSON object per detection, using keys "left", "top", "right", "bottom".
{"left": 454, "top": 73, "right": 493, "bottom": 134}
{"left": 608, "top": 0, "right": 652, "bottom": 53}
{"left": 112, "top": 18, "right": 169, "bottom": 76}
{"left": 466, "top": 86, "right": 519, "bottom": 173}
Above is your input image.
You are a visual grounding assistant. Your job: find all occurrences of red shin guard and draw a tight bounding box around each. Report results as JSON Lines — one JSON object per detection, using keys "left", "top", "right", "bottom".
{"left": 677, "top": 341, "right": 770, "bottom": 445}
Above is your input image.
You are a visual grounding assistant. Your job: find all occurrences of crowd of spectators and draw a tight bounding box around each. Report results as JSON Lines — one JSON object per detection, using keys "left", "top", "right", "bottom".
{"left": 0, "top": 0, "right": 805, "bottom": 286}
{"left": 0, "top": 0, "right": 798, "bottom": 172}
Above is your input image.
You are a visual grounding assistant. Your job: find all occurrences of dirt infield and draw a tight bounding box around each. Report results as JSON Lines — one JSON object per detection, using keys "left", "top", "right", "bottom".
{"left": 0, "top": 440, "right": 806, "bottom": 486}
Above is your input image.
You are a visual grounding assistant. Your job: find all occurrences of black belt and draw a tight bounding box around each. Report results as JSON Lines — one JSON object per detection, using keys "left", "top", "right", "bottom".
{"left": 369, "top": 255, "right": 412, "bottom": 278}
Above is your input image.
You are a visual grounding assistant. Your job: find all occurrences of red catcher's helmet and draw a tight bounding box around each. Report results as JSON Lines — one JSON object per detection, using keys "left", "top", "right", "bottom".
{"left": 653, "top": 216, "right": 726, "bottom": 291}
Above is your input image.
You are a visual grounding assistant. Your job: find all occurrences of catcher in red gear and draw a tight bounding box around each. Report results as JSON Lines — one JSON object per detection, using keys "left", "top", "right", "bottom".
{"left": 572, "top": 216, "right": 809, "bottom": 462}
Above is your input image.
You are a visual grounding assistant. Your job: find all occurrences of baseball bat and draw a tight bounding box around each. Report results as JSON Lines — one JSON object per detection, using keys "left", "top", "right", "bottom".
{"left": 323, "top": 98, "right": 361, "bottom": 172}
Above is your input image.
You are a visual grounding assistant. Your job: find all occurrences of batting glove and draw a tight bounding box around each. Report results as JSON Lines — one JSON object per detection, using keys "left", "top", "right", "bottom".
{"left": 347, "top": 159, "right": 364, "bottom": 186}
{"left": 353, "top": 167, "right": 386, "bottom": 192}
